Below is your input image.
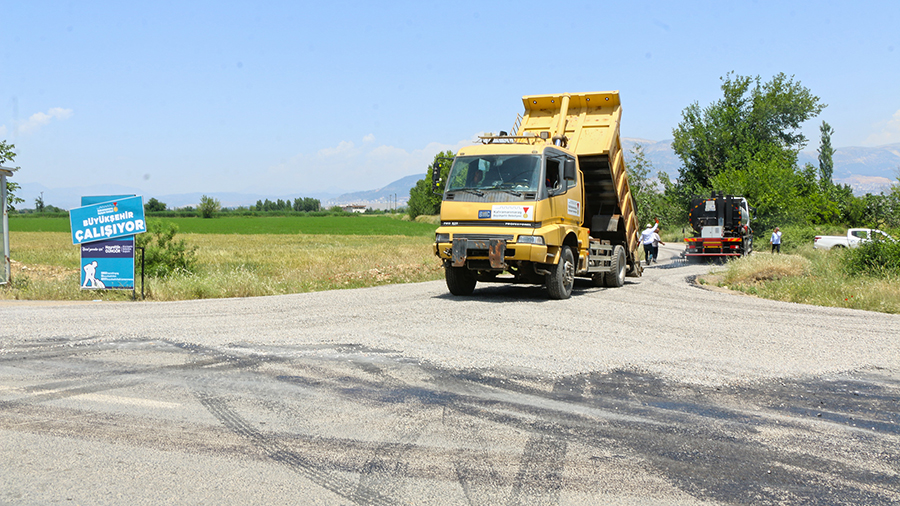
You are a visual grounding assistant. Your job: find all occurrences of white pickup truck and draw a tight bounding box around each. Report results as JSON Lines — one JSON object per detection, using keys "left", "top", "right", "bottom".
{"left": 813, "top": 228, "right": 896, "bottom": 250}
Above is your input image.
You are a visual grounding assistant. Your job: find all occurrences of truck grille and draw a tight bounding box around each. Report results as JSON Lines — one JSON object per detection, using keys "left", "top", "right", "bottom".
{"left": 454, "top": 234, "right": 514, "bottom": 241}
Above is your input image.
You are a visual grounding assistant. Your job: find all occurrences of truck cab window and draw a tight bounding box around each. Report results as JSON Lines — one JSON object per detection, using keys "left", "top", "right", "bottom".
{"left": 545, "top": 157, "right": 562, "bottom": 193}
{"left": 564, "top": 156, "right": 576, "bottom": 191}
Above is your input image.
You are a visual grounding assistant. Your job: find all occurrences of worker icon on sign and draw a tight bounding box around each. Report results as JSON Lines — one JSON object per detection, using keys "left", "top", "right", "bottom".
{"left": 83, "top": 261, "right": 106, "bottom": 289}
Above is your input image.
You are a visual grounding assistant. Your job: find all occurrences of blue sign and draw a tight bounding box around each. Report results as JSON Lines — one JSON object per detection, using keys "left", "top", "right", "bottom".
{"left": 69, "top": 195, "right": 146, "bottom": 245}
{"left": 81, "top": 238, "right": 135, "bottom": 290}
{"left": 478, "top": 210, "right": 491, "bottom": 219}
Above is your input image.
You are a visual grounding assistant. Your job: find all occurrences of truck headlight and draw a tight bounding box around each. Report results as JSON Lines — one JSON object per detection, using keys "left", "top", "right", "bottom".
{"left": 435, "top": 233, "right": 450, "bottom": 243}
{"left": 517, "top": 235, "right": 544, "bottom": 245}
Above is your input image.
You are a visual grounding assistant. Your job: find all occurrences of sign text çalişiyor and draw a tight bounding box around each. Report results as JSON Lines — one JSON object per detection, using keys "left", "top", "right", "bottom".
{"left": 75, "top": 210, "right": 145, "bottom": 242}
{"left": 70, "top": 196, "right": 146, "bottom": 245}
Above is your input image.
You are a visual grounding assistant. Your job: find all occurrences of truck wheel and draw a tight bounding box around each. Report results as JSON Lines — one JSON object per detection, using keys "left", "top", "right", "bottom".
{"left": 445, "top": 265, "right": 476, "bottom": 296}
{"left": 604, "top": 245, "right": 626, "bottom": 287}
{"left": 546, "top": 246, "right": 575, "bottom": 299}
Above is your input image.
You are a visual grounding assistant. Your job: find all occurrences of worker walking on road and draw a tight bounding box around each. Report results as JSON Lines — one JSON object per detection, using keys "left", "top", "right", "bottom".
{"left": 639, "top": 219, "right": 659, "bottom": 265}
{"left": 651, "top": 227, "right": 665, "bottom": 264}
{"left": 770, "top": 227, "right": 782, "bottom": 253}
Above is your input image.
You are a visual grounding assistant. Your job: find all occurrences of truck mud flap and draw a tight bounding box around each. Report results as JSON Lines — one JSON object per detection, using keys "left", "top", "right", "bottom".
{"left": 488, "top": 240, "right": 506, "bottom": 269}
{"left": 451, "top": 238, "right": 468, "bottom": 267}
{"left": 451, "top": 238, "right": 507, "bottom": 269}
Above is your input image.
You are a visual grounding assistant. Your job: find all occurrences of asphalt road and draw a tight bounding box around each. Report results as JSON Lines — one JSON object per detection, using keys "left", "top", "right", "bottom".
{"left": 1, "top": 243, "right": 898, "bottom": 505}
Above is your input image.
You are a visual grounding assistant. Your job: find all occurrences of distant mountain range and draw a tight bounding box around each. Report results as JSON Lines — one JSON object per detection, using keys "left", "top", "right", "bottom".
{"left": 15, "top": 174, "right": 422, "bottom": 211}
{"left": 13, "top": 141, "right": 899, "bottom": 211}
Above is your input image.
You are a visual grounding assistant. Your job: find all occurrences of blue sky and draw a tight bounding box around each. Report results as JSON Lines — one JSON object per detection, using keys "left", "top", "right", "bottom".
{"left": 2, "top": 0, "right": 898, "bottom": 201}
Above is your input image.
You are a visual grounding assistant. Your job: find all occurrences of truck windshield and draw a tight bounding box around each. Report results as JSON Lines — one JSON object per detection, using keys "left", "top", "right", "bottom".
{"left": 446, "top": 155, "right": 541, "bottom": 193}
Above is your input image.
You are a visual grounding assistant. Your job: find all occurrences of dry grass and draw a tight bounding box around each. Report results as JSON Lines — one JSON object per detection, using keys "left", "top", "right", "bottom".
{"left": 2, "top": 232, "right": 444, "bottom": 301}
{"left": 705, "top": 247, "right": 900, "bottom": 314}
{"left": 718, "top": 252, "right": 811, "bottom": 285}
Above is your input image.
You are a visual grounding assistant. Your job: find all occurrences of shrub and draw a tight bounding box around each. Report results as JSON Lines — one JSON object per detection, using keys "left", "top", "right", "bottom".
{"left": 842, "top": 234, "right": 900, "bottom": 277}
{"left": 135, "top": 221, "right": 197, "bottom": 277}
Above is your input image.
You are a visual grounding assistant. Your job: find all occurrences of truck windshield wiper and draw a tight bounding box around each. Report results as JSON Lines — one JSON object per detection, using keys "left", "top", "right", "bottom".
{"left": 453, "top": 188, "right": 484, "bottom": 196}
{"left": 498, "top": 189, "right": 523, "bottom": 197}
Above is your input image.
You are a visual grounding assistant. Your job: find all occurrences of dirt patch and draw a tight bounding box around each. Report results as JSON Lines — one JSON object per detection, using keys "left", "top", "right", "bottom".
{"left": 693, "top": 273, "right": 753, "bottom": 296}
{"left": 9, "top": 260, "right": 77, "bottom": 283}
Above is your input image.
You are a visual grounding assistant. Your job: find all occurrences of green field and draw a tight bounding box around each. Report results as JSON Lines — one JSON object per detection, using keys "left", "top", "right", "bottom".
{"left": 10, "top": 215, "right": 439, "bottom": 236}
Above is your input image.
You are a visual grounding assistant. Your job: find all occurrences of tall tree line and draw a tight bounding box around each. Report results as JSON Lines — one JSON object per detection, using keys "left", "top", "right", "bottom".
{"left": 629, "top": 72, "right": 900, "bottom": 232}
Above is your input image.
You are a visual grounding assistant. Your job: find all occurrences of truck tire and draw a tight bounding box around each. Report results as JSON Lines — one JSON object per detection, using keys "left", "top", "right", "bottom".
{"left": 445, "top": 265, "right": 476, "bottom": 296}
{"left": 546, "top": 246, "right": 575, "bottom": 299}
{"left": 604, "top": 245, "right": 626, "bottom": 287}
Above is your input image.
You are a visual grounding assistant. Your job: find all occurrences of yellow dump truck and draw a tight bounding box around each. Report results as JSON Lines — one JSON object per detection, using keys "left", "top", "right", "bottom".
{"left": 432, "top": 91, "right": 642, "bottom": 299}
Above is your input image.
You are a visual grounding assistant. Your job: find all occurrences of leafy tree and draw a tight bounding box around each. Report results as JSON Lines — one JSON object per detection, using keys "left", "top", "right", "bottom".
{"left": 833, "top": 182, "right": 863, "bottom": 225}
{"left": 135, "top": 221, "right": 197, "bottom": 277}
{"left": 145, "top": 198, "right": 167, "bottom": 212}
{"left": 626, "top": 144, "right": 654, "bottom": 222}
{"left": 887, "top": 173, "right": 900, "bottom": 229}
{"left": 818, "top": 121, "right": 835, "bottom": 191}
{"left": 625, "top": 144, "right": 682, "bottom": 227}
{"left": 198, "top": 195, "right": 221, "bottom": 218}
{"left": 34, "top": 194, "right": 45, "bottom": 213}
{"left": 408, "top": 150, "right": 454, "bottom": 219}
{"left": 296, "top": 197, "right": 319, "bottom": 212}
{"left": 671, "top": 72, "right": 826, "bottom": 227}
{"left": 1, "top": 140, "right": 23, "bottom": 211}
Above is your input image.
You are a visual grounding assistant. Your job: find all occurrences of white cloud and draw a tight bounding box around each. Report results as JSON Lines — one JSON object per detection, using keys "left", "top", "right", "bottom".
{"left": 17, "top": 107, "right": 74, "bottom": 134}
{"left": 0, "top": 125, "right": 6, "bottom": 137}
{"left": 864, "top": 109, "right": 900, "bottom": 146}
{"left": 363, "top": 133, "right": 375, "bottom": 143}
{"left": 316, "top": 140, "right": 356, "bottom": 158}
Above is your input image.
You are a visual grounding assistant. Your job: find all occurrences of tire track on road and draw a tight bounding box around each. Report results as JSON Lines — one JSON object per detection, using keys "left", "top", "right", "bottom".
{"left": 196, "top": 391, "right": 401, "bottom": 506}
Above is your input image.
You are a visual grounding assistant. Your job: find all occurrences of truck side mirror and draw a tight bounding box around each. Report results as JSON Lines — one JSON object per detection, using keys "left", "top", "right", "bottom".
{"left": 564, "top": 158, "right": 576, "bottom": 180}
{"left": 431, "top": 161, "right": 443, "bottom": 194}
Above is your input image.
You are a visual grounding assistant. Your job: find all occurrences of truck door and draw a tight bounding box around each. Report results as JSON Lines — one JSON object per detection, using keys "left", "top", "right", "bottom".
{"left": 546, "top": 152, "right": 579, "bottom": 225}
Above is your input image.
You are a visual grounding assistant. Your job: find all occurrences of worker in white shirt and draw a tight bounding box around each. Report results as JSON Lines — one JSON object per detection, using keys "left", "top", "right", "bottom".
{"left": 639, "top": 218, "right": 659, "bottom": 265}
{"left": 651, "top": 227, "right": 666, "bottom": 264}
{"left": 770, "top": 227, "right": 782, "bottom": 253}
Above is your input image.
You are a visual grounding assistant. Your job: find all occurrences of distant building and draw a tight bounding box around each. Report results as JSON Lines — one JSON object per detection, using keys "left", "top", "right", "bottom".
{"left": 342, "top": 204, "right": 367, "bottom": 213}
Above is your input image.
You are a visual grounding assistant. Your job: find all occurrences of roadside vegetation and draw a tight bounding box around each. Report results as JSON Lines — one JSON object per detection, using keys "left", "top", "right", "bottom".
{"left": 704, "top": 232, "right": 900, "bottom": 313}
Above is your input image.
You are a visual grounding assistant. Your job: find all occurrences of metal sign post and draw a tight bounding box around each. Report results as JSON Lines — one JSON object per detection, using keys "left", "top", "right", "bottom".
{"left": 0, "top": 167, "right": 12, "bottom": 285}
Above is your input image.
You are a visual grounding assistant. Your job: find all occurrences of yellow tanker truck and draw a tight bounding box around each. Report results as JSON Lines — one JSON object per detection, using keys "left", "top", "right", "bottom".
{"left": 431, "top": 91, "right": 642, "bottom": 299}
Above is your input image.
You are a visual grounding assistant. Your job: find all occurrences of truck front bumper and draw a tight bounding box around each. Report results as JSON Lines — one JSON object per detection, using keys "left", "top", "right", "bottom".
{"left": 434, "top": 239, "right": 550, "bottom": 267}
